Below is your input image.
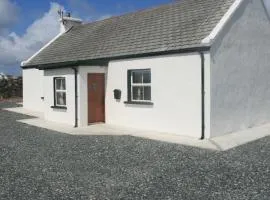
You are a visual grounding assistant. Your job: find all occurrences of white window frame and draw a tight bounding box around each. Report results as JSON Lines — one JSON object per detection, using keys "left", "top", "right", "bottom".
{"left": 130, "top": 69, "right": 151, "bottom": 102}
{"left": 54, "top": 77, "right": 67, "bottom": 107}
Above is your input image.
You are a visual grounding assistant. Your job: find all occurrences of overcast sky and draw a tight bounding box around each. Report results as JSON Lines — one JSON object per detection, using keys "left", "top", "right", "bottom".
{"left": 0, "top": 0, "right": 270, "bottom": 75}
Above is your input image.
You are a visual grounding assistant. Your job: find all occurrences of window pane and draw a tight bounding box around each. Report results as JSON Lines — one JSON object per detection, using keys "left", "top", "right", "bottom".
{"left": 143, "top": 71, "right": 151, "bottom": 83}
{"left": 61, "top": 79, "right": 66, "bottom": 90}
{"left": 132, "top": 71, "right": 143, "bottom": 83}
{"left": 56, "top": 92, "right": 66, "bottom": 105}
{"left": 144, "top": 86, "right": 151, "bottom": 100}
{"left": 132, "top": 86, "right": 144, "bottom": 100}
{"left": 56, "top": 78, "right": 66, "bottom": 90}
{"left": 56, "top": 79, "right": 61, "bottom": 90}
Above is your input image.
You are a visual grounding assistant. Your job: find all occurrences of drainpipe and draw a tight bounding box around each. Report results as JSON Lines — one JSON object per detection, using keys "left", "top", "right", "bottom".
{"left": 72, "top": 67, "right": 78, "bottom": 128}
{"left": 199, "top": 52, "right": 205, "bottom": 140}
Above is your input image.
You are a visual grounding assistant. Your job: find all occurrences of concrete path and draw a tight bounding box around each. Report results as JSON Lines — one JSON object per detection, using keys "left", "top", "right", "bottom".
{"left": 210, "top": 124, "right": 270, "bottom": 151}
{"left": 4, "top": 107, "right": 270, "bottom": 151}
{"left": 3, "top": 107, "right": 44, "bottom": 119}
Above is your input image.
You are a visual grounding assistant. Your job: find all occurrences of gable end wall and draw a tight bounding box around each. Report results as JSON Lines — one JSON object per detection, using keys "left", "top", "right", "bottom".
{"left": 210, "top": 0, "right": 270, "bottom": 137}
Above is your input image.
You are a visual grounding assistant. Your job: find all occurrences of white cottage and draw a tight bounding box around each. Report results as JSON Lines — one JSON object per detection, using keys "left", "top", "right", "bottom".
{"left": 21, "top": 0, "right": 270, "bottom": 139}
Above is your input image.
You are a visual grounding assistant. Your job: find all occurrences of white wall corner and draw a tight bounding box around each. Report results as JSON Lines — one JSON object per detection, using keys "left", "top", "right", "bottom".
{"left": 201, "top": 0, "right": 244, "bottom": 44}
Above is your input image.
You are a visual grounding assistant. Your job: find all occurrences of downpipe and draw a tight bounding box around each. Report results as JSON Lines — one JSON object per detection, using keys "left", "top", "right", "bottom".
{"left": 199, "top": 52, "right": 205, "bottom": 140}
{"left": 72, "top": 67, "right": 78, "bottom": 128}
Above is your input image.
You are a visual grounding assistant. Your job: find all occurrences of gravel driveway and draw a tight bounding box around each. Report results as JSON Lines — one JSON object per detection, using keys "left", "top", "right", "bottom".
{"left": 0, "top": 102, "right": 270, "bottom": 200}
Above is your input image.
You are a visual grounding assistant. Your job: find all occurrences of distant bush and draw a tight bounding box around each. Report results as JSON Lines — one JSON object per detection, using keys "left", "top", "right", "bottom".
{"left": 0, "top": 76, "right": 22, "bottom": 99}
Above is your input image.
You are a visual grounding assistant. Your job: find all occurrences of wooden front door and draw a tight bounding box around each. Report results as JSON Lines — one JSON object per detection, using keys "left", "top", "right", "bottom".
{"left": 88, "top": 73, "right": 105, "bottom": 124}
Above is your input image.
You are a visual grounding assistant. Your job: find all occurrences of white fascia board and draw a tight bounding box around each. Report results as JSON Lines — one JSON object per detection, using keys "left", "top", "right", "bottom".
{"left": 201, "top": 0, "right": 244, "bottom": 44}
{"left": 21, "top": 32, "right": 64, "bottom": 67}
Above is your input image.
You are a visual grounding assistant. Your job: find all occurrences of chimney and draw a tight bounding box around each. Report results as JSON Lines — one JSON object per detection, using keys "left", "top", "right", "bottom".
{"left": 59, "top": 11, "right": 82, "bottom": 33}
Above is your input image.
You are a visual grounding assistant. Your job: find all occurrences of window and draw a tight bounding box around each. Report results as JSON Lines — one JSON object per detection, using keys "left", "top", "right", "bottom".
{"left": 127, "top": 69, "right": 152, "bottom": 104}
{"left": 54, "top": 77, "right": 66, "bottom": 107}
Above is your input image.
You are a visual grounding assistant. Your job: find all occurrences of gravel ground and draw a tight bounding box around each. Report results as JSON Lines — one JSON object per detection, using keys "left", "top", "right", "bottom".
{"left": 0, "top": 102, "right": 270, "bottom": 200}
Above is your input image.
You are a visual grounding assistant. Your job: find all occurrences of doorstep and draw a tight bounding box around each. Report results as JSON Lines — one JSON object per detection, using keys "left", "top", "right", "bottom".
{"left": 4, "top": 107, "right": 270, "bottom": 151}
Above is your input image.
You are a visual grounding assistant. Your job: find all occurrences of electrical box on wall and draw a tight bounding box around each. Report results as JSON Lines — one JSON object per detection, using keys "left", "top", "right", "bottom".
{"left": 114, "top": 89, "right": 121, "bottom": 100}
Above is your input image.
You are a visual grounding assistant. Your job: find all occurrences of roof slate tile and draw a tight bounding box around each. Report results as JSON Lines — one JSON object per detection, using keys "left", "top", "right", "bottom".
{"left": 25, "top": 0, "right": 235, "bottom": 67}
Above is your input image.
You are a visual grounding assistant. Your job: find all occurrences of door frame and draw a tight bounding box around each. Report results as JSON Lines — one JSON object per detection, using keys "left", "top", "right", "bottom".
{"left": 87, "top": 73, "right": 106, "bottom": 124}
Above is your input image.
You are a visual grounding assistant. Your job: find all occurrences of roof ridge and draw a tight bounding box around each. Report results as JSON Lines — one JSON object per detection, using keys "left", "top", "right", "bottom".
{"left": 81, "top": 1, "right": 180, "bottom": 27}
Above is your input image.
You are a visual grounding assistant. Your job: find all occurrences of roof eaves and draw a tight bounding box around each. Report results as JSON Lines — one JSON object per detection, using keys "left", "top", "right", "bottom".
{"left": 25, "top": 45, "right": 211, "bottom": 70}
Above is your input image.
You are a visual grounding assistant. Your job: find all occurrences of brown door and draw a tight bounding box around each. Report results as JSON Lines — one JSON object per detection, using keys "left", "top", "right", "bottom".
{"left": 88, "top": 73, "right": 105, "bottom": 124}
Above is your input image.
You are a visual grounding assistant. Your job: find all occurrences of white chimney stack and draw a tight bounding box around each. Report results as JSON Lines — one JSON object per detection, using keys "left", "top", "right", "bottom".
{"left": 59, "top": 11, "right": 82, "bottom": 33}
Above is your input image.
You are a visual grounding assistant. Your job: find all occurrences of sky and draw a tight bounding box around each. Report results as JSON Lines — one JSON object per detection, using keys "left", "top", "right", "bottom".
{"left": 0, "top": 0, "right": 270, "bottom": 76}
{"left": 0, "top": 0, "right": 172, "bottom": 75}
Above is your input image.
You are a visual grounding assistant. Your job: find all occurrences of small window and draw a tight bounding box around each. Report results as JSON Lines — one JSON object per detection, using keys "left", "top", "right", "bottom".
{"left": 128, "top": 69, "right": 151, "bottom": 102}
{"left": 54, "top": 77, "right": 66, "bottom": 107}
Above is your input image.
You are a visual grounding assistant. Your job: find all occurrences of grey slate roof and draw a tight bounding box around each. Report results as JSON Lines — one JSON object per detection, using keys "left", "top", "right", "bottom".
{"left": 25, "top": 0, "right": 235, "bottom": 67}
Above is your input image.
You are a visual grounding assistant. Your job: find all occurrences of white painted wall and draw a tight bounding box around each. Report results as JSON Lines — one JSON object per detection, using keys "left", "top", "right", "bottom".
{"left": 210, "top": 0, "right": 270, "bottom": 137}
{"left": 43, "top": 68, "right": 75, "bottom": 125}
{"left": 41, "top": 65, "right": 107, "bottom": 127}
{"left": 25, "top": 53, "right": 209, "bottom": 138}
{"left": 106, "top": 53, "right": 204, "bottom": 138}
{"left": 78, "top": 66, "right": 107, "bottom": 126}
{"left": 23, "top": 68, "right": 44, "bottom": 113}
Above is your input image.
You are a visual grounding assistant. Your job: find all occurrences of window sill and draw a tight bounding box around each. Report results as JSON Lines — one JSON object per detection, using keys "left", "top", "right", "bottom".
{"left": 51, "top": 106, "right": 67, "bottom": 110}
{"left": 124, "top": 101, "right": 154, "bottom": 105}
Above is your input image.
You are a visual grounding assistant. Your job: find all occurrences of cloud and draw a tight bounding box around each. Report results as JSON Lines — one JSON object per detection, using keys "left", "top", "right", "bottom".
{"left": 0, "top": 0, "right": 112, "bottom": 75}
{"left": 67, "top": 0, "right": 95, "bottom": 19}
{"left": 0, "top": 0, "right": 19, "bottom": 28}
{"left": 264, "top": 0, "right": 270, "bottom": 14}
{"left": 0, "top": 2, "right": 63, "bottom": 67}
{"left": 67, "top": 0, "right": 112, "bottom": 22}
{"left": 98, "top": 14, "right": 112, "bottom": 21}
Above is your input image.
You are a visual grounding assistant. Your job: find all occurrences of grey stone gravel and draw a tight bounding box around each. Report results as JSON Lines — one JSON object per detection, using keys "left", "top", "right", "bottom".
{"left": 0, "top": 102, "right": 270, "bottom": 200}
